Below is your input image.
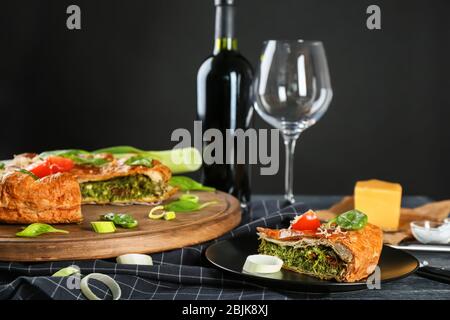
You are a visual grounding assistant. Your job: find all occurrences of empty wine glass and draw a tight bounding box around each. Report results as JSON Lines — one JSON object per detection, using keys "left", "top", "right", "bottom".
{"left": 254, "top": 40, "right": 333, "bottom": 204}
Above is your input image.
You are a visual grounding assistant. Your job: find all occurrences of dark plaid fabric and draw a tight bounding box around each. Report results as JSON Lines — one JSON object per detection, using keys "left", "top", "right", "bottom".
{"left": 1, "top": 198, "right": 449, "bottom": 300}
{"left": 0, "top": 200, "right": 308, "bottom": 300}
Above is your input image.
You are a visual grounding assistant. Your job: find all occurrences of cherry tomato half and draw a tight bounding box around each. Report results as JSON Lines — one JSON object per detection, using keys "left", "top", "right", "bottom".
{"left": 28, "top": 156, "right": 74, "bottom": 178}
{"left": 47, "top": 156, "right": 74, "bottom": 172}
{"left": 27, "top": 162, "right": 52, "bottom": 178}
{"left": 291, "top": 210, "right": 321, "bottom": 231}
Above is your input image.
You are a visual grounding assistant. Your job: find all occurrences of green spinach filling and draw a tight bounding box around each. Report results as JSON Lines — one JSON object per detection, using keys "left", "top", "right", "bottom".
{"left": 80, "top": 174, "right": 165, "bottom": 202}
{"left": 258, "top": 239, "right": 345, "bottom": 279}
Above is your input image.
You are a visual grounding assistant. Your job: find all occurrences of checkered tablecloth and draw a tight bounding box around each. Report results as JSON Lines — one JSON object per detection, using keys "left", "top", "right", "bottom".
{"left": 0, "top": 200, "right": 308, "bottom": 300}
{"left": 1, "top": 197, "right": 449, "bottom": 300}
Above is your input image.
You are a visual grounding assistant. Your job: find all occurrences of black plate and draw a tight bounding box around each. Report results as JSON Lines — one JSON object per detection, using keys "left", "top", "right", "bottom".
{"left": 205, "top": 234, "right": 419, "bottom": 292}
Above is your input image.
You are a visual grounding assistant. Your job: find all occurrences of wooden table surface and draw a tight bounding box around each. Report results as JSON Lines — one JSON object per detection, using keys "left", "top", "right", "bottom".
{"left": 0, "top": 191, "right": 241, "bottom": 262}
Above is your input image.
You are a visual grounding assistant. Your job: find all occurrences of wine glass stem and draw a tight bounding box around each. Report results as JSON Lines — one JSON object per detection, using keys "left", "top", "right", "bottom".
{"left": 283, "top": 134, "right": 299, "bottom": 204}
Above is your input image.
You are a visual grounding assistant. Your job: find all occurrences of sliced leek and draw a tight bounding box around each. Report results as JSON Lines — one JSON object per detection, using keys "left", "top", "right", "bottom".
{"left": 91, "top": 221, "right": 116, "bottom": 233}
{"left": 163, "top": 211, "right": 176, "bottom": 220}
{"left": 92, "top": 146, "right": 202, "bottom": 174}
{"left": 148, "top": 205, "right": 165, "bottom": 219}
{"left": 80, "top": 273, "right": 121, "bottom": 300}
{"left": 116, "top": 254, "right": 153, "bottom": 266}
{"left": 179, "top": 194, "right": 199, "bottom": 203}
{"left": 52, "top": 266, "right": 80, "bottom": 277}
{"left": 145, "top": 148, "right": 202, "bottom": 174}
{"left": 242, "top": 254, "right": 283, "bottom": 274}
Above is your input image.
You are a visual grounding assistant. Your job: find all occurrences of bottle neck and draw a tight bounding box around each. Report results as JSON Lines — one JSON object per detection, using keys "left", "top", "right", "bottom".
{"left": 214, "top": 5, "right": 238, "bottom": 54}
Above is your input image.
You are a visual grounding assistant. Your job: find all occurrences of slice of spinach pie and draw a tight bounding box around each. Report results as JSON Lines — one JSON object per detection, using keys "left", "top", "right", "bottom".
{"left": 256, "top": 210, "right": 383, "bottom": 282}
{"left": 72, "top": 156, "right": 178, "bottom": 205}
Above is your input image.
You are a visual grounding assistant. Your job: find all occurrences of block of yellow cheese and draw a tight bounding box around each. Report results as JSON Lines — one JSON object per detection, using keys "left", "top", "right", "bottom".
{"left": 354, "top": 179, "right": 402, "bottom": 231}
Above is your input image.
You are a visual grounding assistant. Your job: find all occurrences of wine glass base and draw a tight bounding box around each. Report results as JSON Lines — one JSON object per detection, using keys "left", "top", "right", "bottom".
{"left": 284, "top": 195, "right": 295, "bottom": 205}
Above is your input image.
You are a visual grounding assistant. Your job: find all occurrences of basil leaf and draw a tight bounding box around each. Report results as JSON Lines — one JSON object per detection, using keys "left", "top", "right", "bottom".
{"left": 164, "top": 200, "right": 199, "bottom": 212}
{"left": 66, "top": 155, "right": 109, "bottom": 167}
{"left": 39, "top": 149, "right": 108, "bottom": 167}
{"left": 101, "top": 213, "right": 138, "bottom": 229}
{"left": 92, "top": 146, "right": 145, "bottom": 154}
{"left": 40, "top": 147, "right": 201, "bottom": 174}
{"left": 125, "top": 155, "right": 153, "bottom": 168}
{"left": 16, "top": 223, "right": 69, "bottom": 237}
{"left": 39, "top": 149, "right": 89, "bottom": 159}
{"left": 0, "top": 162, "right": 5, "bottom": 170}
{"left": 169, "top": 176, "right": 215, "bottom": 192}
{"left": 333, "top": 210, "right": 368, "bottom": 230}
{"left": 17, "top": 169, "right": 39, "bottom": 180}
{"left": 121, "top": 220, "right": 139, "bottom": 228}
{"left": 92, "top": 146, "right": 202, "bottom": 174}
{"left": 164, "top": 200, "right": 217, "bottom": 212}
{"left": 114, "top": 214, "right": 138, "bottom": 228}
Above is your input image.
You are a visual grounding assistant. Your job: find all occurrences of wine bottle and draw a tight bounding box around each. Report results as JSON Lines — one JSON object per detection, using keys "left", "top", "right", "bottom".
{"left": 197, "top": 0, "right": 253, "bottom": 205}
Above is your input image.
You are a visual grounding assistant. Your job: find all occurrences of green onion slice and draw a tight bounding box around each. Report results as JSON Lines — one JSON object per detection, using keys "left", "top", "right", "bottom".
{"left": 116, "top": 254, "right": 153, "bottom": 266}
{"left": 163, "top": 211, "right": 176, "bottom": 220}
{"left": 179, "top": 194, "right": 199, "bottom": 203}
{"left": 91, "top": 221, "right": 116, "bottom": 233}
{"left": 148, "top": 205, "right": 165, "bottom": 220}
{"left": 80, "top": 273, "right": 121, "bottom": 300}
{"left": 52, "top": 266, "right": 81, "bottom": 277}
{"left": 242, "top": 254, "right": 283, "bottom": 274}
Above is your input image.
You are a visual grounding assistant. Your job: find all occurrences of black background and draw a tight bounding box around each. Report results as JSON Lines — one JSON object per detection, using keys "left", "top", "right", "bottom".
{"left": 0, "top": 0, "right": 448, "bottom": 198}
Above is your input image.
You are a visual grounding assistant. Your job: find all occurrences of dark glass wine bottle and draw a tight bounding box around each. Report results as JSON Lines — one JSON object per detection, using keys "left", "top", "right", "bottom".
{"left": 197, "top": 0, "right": 253, "bottom": 205}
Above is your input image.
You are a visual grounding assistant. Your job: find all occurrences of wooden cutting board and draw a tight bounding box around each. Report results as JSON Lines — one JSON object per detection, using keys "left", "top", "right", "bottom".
{"left": 0, "top": 191, "right": 241, "bottom": 262}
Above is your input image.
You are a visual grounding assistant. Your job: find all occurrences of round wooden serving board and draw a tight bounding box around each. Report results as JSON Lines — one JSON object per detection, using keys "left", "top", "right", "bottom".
{"left": 0, "top": 191, "right": 241, "bottom": 262}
